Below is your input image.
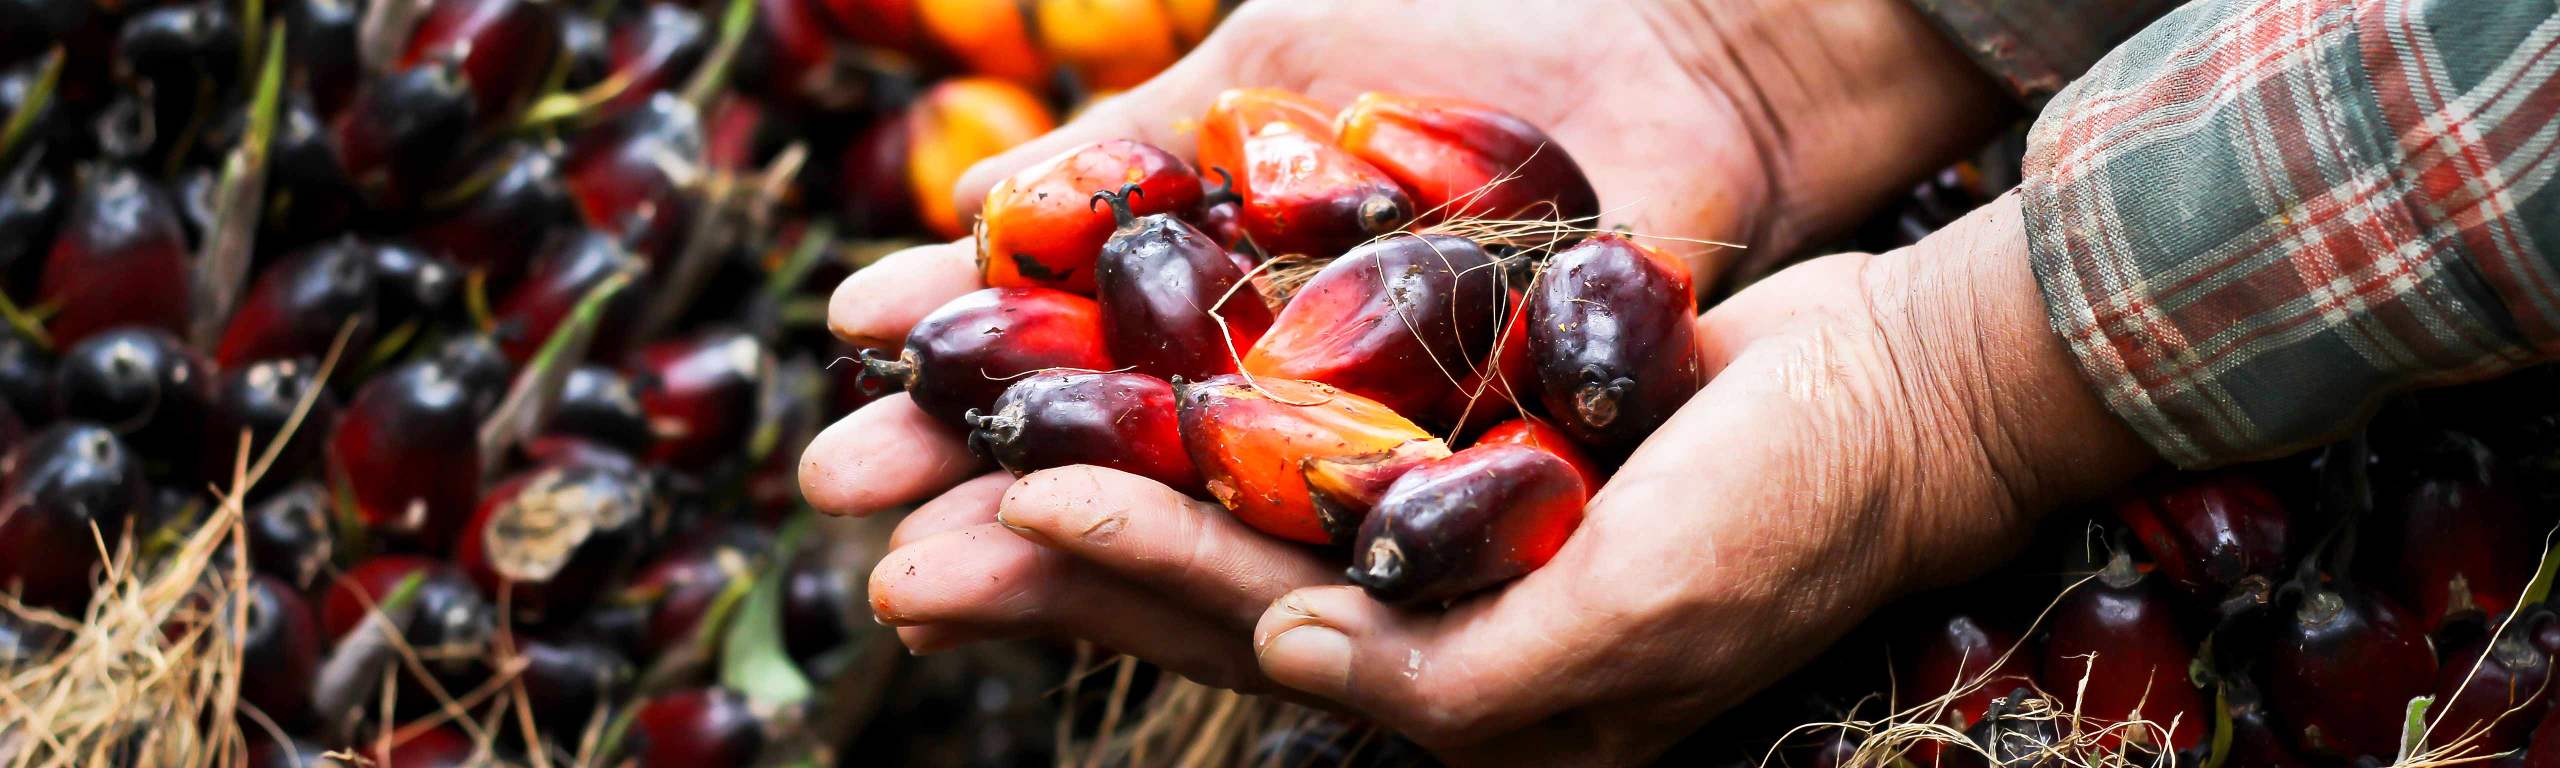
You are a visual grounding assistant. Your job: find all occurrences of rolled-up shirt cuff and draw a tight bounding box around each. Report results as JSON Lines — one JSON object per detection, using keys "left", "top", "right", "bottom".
{"left": 1904, "top": 0, "right": 2186, "bottom": 103}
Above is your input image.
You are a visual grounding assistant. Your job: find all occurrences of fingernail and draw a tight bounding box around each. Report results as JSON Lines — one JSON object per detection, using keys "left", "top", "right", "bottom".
{"left": 1260, "top": 625, "right": 1354, "bottom": 694}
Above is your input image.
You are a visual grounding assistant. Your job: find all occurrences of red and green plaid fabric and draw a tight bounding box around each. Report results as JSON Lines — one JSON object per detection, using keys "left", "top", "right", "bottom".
{"left": 2020, "top": 0, "right": 2560, "bottom": 466}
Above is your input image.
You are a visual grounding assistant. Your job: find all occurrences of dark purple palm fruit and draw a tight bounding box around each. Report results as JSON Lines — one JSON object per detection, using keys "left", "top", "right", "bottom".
{"left": 2430, "top": 617, "right": 2553, "bottom": 754}
{"left": 213, "top": 238, "right": 378, "bottom": 368}
{"left": 430, "top": 332, "right": 514, "bottom": 420}
{"left": 112, "top": 0, "right": 242, "bottom": 158}
{"left": 2386, "top": 431, "right": 2538, "bottom": 636}
{"left": 783, "top": 544, "right": 857, "bottom": 664}
{"left": 514, "top": 633, "right": 634, "bottom": 737}
{"left": 206, "top": 358, "right": 338, "bottom": 485}
{"left": 2114, "top": 470, "right": 2289, "bottom": 600}
{"left": 560, "top": 93, "right": 702, "bottom": 262}
{"left": 243, "top": 481, "right": 332, "bottom": 589}
{"left": 0, "top": 0, "right": 89, "bottom": 71}
{"left": 365, "top": 239, "right": 465, "bottom": 332}
{"left": 236, "top": 574, "right": 322, "bottom": 732}
{"left": 0, "top": 148, "right": 61, "bottom": 277}
{"left": 2040, "top": 546, "right": 2206, "bottom": 755}
{"left": 540, "top": 364, "right": 655, "bottom": 458}
{"left": 627, "top": 687, "right": 766, "bottom": 767}
{"left": 0, "top": 327, "right": 53, "bottom": 421}
{"left": 600, "top": 3, "right": 709, "bottom": 117}
{"left": 408, "top": 141, "right": 576, "bottom": 286}
{"left": 397, "top": 0, "right": 561, "bottom": 131}
{"left": 628, "top": 329, "right": 765, "bottom": 471}
{"left": 52, "top": 327, "right": 217, "bottom": 477}
{"left": 330, "top": 59, "right": 475, "bottom": 210}
{"left": 2268, "top": 564, "right": 2438, "bottom": 760}
{"left": 0, "top": 423, "right": 146, "bottom": 614}
{"left": 277, "top": 0, "right": 360, "bottom": 114}
{"left": 327, "top": 358, "right": 481, "bottom": 552}
{"left": 39, "top": 164, "right": 194, "bottom": 347}
{"left": 252, "top": 90, "right": 360, "bottom": 250}
{"left": 493, "top": 228, "right": 644, "bottom": 363}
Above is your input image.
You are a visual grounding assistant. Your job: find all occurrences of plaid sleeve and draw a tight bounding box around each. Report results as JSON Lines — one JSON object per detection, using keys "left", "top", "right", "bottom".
{"left": 1905, "top": 0, "right": 2188, "bottom": 101}
{"left": 2023, "top": 0, "right": 2560, "bottom": 467}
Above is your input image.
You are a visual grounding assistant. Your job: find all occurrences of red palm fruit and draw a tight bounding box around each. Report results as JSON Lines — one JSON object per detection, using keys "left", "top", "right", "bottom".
{"left": 1225, "top": 119, "right": 1413, "bottom": 259}
{"left": 398, "top": 0, "right": 560, "bottom": 130}
{"left": 207, "top": 358, "right": 339, "bottom": 485}
{"left": 2268, "top": 576, "right": 2437, "bottom": 760}
{"left": 515, "top": 634, "right": 634, "bottom": 735}
{"left": 835, "top": 111, "right": 915, "bottom": 237}
{"left": 40, "top": 165, "right": 193, "bottom": 347}
{"left": 1428, "top": 290, "right": 1533, "bottom": 427}
{"left": 1333, "top": 92, "right": 1599, "bottom": 225}
{"left": 54, "top": 327, "right": 216, "bottom": 475}
{"left": 561, "top": 93, "right": 702, "bottom": 261}
{"left": 456, "top": 464, "right": 654, "bottom": 625}
{"left": 331, "top": 60, "right": 476, "bottom": 209}
{"left": 1090, "top": 187, "right": 1270, "bottom": 379}
{"left": 629, "top": 687, "right": 766, "bottom": 767}
{"left": 858, "top": 287, "right": 1111, "bottom": 428}
{"left": 245, "top": 481, "right": 332, "bottom": 589}
{"left": 2430, "top": 627, "right": 2552, "bottom": 753}
{"left": 319, "top": 556, "right": 496, "bottom": 680}
{"left": 963, "top": 370, "right": 1199, "bottom": 493}
{"left": 906, "top": 77, "right": 1057, "bottom": 239}
{"left": 1244, "top": 234, "right": 1501, "bottom": 417}
{"left": 327, "top": 359, "right": 482, "bottom": 551}
{"left": 1346, "top": 443, "right": 1584, "bottom": 603}
{"left": 1472, "top": 419, "right": 1603, "bottom": 494}
{"left": 618, "top": 528, "right": 768, "bottom": 658}
{"left": 409, "top": 142, "right": 575, "bottom": 283}
{"left": 2112, "top": 471, "right": 2288, "bottom": 598}
{"left": 237, "top": 574, "right": 321, "bottom": 730}
{"left": 630, "top": 330, "right": 767, "bottom": 469}
{"left": 818, "top": 0, "right": 920, "bottom": 52}
{"left": 374, "top": 725, "right": 476, "bottom": 768}
{"left": 1196, "top": 88, "right": 1335, "bottom": 190}
{"left": 602, "top": 3, "right": 708, "bottom": 116}
{"left": 2390, "top": 435, "right": 2537, "bottom": 635}
{"left": 215, "top": 239, "right": 378, "bottom": 367}
{"left": 0, "top": 423, "right": 144, "bottom": 614}
{"left": 976, "top": 140, "right": 1204, "bottom": 293}
{"left": 1903, "top": 614, "right": 2037, "bottom": 738}
{"left": 1176, "top": 374, "right": 1449, "bottom": 545}
{"left": 2040, "top": 551, "right": 2205, "bottom": 754}
{"left": 494, "top": 229, "right": 644, "bottom": 363}
{"left": 1527, "top": 233, "right": 1702, "bottom": 453}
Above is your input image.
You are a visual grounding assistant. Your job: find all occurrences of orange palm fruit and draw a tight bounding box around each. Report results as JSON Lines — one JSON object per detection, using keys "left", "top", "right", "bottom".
{"left": 1198, "top": 89, "right": 1412, "bottom": 257}
{"left": 1162, "top": 0, "right": 1224, "bottom": 47}
{"left": 1472, "top": 419, "right": 1603, "bottom": 495}
{"left": 1176, "top": 375, "right": 1449, "bottom": 545}
{"left": 1334, "top": 92, "right": 1599, "bottom": 224}
{"left": 977, "top": 139, "right": 1203, "bottom": 292}
{"left": 1243, "top": 234, "right": 1502, "bottom": 417}
{"left": 905, "top": 77, "right": 1058, "bottom": 239}
{"left": 1347, "top": 443, "right": 1585, "bottom": 604}
{"left": 1197, "top": 88, "right": 1334, "bottom": 183}
{"left": 1034, "top": 0, "right": 1179, "bottom": 91}
{"left": 917, "top": 0, "right": 1046, "bottom": 85}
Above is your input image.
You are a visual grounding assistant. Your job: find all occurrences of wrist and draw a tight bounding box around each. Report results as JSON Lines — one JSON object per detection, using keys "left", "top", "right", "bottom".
{"left": 1658, "top": 0, "right": 2014, "bottom": 262}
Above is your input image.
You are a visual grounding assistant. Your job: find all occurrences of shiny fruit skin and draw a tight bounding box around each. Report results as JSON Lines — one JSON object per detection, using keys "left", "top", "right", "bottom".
{"left": 977, "top": 139, "right": 1203, "bottom": 293}
{"left": 327, "top": 360, "right": 482, "bottom": 552}
{"left": 546, "top": 364, "right": 655, "bottom": 457}
{"left": 432, "top": 333, "right": 515, "bottom": 420}
{"left": 602, "top": 3, "right": 709, "bottom": 116}
{"left": 409, "top": 142, "right": 576, "bottom": 283}
{"left": 629, "top": 687, "right": 766, "bottom": 767}
{"left": 515, "top": 634, "right": 634, "bottom": 736}
{"left": 1472, "top": 419, "right": 1604, "bottom": 494}
{"left": 965, "top": 370, "right": 1199, "bottom": 494}
{"left": 2113, "top": 471, "right": 2288, "bottom": 597}
{"left": 906, "top": 78, "right": 1056, "bottom": 239}
{"left": 2268, "top": 582, "right": 2437, "bottom": 760}
{"left": 835, "top": 111, "right": 916, "bottom": 237}
{"left": 561, "top": 93, "right": 704, "bottom": 261}
{"left": 1176, "top": 374, "right": 1448, "bottom": 545}
{"left": 871, "top": 287, "right": 1112, "bottom": 427}
{"left": 208, "top": 358, "right": 339, "bottom": 486}
{"left": 40, "top": 165, "right": 194, "bottom": 347}
{"left": 1033, "top": 0, "right": 1176, "bottom": 90}
{"left": 456, "top": 464, "right": 654, "bottom": 625}
{"left": 1230, "top": 123, "right": 1412, "bottom": 259}
{"left": 1903, "top": 614, "right": 2037, "bottom": 737}
{"left": 917, "top": 0, "right": 1045, "bottom": 84}
{"left": 629, "top": 330, "right": 767, "bottom": 469}
{"left": 2390, "top": 442, "right": 2537, "bottom": 635}
{"left": 1334, "top": 92, "right": 1600, "bottom": 225}
{"left": 0, "top": 150, "right": 60, "bottom": 275}
{"left": 331, "top": 61, "right": 476, "bottom": 209}
{"left": 237, "top": 574, "right": 321, "bottom": 730}
{"left": 1092, "top": 206, "right": 1270, "bottom": 379}
{"left": 279, "top": 0, "right": 361, "bottom": 114}
{"left": 619, "top": 527, "right": 768, "bottom": 658}
{"left": 1526, "top": 233, "right": 1703, "bottom": 453}
{"left": 2039, "top": 559, "right": 2204, "bottom": 753}
{"left": 215, "top": 239, "right": 378, "bottom": 367}
{"left": 1428, "top": 290, "right": 1533, "bottom": 427}
{"left": 244, "top": 481, "right": 333, "bottom": 589}
{"left": 53, "top": 327, "right": 216, "bottom": 475}
{"left": 0, "top": 423, "right": 145, "bottom": 614}
{"left": 1197, "top": 88, "right": 1335, "bottom": 190}
{"left": 366, "top": 240, "right": 464, "bottom": 329}
{"left": 0, "top": 332, "right": 49, "bottom": 421}
{"left": 494, "top": 229, "right": 644, "bottom": 363}
{"left": 321, "top": 556, "right": 496, "bottom": 681}
{"left": 1347, "top": 443, "right": 1584, "bottom": 604}
{"left": 2431, "top": 630, "right": 2552, "bottom": 753}
{"left": 1244, "top": 234, "right": 1500, "bottom": 417}
{"left": 398, "top": 0, "right": 561, "bottom": 130}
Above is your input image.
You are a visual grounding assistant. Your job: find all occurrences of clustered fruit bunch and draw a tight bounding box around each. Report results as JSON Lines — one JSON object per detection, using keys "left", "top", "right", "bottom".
{"left": 0, "top": 0, "right": 1225, "bottom": 764}
{"left": 862, "top": 86, "right": 1669, "bottom": 608}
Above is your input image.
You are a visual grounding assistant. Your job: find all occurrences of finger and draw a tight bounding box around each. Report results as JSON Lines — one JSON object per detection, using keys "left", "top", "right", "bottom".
{"left": 828, "top": 240, "right": 983, "bottom": 350}
{"left": 950, "top": 50, "right": 1238, "bottom": 218}
{"left": 896, "top": 623, "right": 1013, "bottom": 655}
{"left": 869, "top": 523, "right": 1267, "bottom": 690}
{"left": 1691, "top": 254, "right": 1871, "bottom": 375}
{"left": 995, "top": 466, "right": 1342, "bottom": 626}
{"left": 799, "top": 393, "right": 985, "bottom": 517}
{"left": 888, "top": 472, "right": 1015, "bottom": 550}
{"left": 1252, "top": 582, "right": 1591, "bottom": 750}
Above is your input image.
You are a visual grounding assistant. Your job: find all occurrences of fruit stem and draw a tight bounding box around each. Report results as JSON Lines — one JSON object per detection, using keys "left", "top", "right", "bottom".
{"left": 961, "top": 406, "right": 1022, "bottom": 465}
{"left": 1088, "top": 183, "right": 1146, "bottom": 228}
{"left": 1202, "top": 167, "right": 1239, "bottom": 207}
{"left": 853, "top": 349, "right": 915, "bottom": 395}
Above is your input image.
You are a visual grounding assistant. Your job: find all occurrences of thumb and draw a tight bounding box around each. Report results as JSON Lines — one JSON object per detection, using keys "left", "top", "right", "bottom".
{"left": 950, "top": 49, "right": 1240, "bottom": 219}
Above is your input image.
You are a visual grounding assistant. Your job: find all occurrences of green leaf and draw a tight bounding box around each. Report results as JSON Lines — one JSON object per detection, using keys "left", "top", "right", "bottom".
{"left": 475, "top": 266, "right": 638, "bottom": 471}
{"left": 764, "top": 221, "right": 837, "bottom": 301}
{"left": 720, "top": 516, "right": 816, "bottom": 709}
{"left": 0, "top": 48, "right": 60, "bottom": 165}
{"left": 680, "top": 0, "right": 757, "bottom": 110}
{"left": 191, "top": 24, "right": 287, "bottom": 349}
{"left": 2398, "top": 694, "right": 2433, "bottom": 761}
{"left": 2523, "top": 533, "right": 2560, "bottom": 607}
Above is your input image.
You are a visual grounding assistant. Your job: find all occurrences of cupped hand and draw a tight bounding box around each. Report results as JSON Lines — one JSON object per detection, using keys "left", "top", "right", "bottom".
{"left": 862, "top": 195, "right": 2159, "bottom": 764}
